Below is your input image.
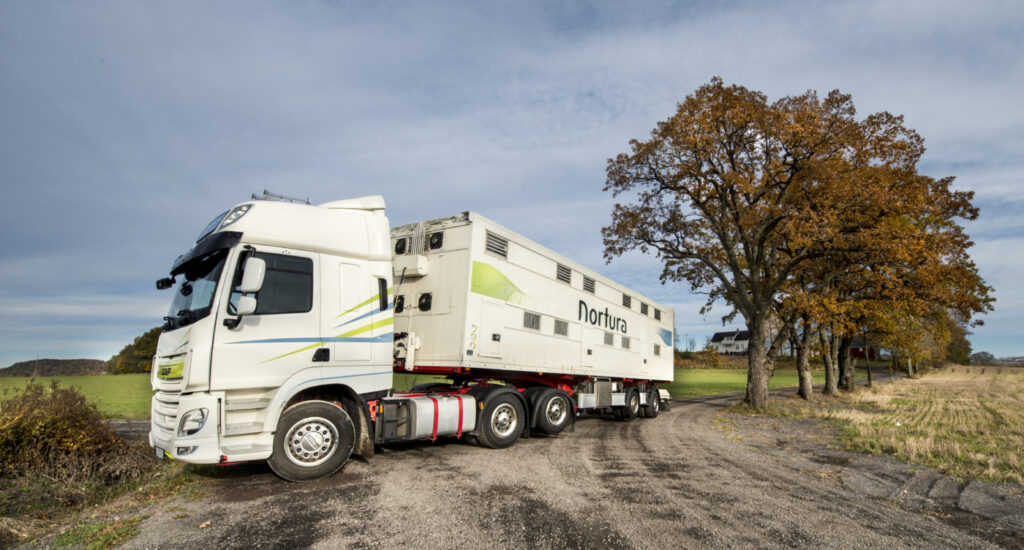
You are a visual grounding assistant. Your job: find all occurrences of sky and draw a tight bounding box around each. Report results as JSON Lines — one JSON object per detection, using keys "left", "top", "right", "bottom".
{"left": 0, "top": 1, "right": 1021, "bottom": 367}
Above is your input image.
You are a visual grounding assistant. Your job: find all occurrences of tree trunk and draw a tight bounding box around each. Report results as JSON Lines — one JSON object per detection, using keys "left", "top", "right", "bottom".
{"left": 818, "top": 328, "right": 838, "bottom": 396}
{"left": 795, "top": 318, "right": 813, "bottom": 400}
{"left": 863, "top": 333, "right": 872, "bottom": 388}
{"left": 838, "top": 336, "right": 855, "bottom": 392}
{"left": 744, "top": 318, "right": 771, "bottom": 410}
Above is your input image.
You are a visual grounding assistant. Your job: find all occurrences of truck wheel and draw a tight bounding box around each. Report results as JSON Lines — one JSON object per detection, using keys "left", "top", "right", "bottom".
{"left": 623, "top": 387, "right": 640, "bottom": 420}
{"left": 643, "top": 388, "right": 660, "bottom": 418}
{"left": 268, "top": 400, "right": 355, "bottom": 482}
{"left": 478, "top": 393, "right": 524, "bottom": 449}
{"left": 535, "top": 391, "right": 572, "bottom": 435}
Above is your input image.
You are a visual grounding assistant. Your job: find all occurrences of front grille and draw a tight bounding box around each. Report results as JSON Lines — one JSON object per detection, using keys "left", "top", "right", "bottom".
{"left": 152, "top": 390, "right": 181, "bottom": 437}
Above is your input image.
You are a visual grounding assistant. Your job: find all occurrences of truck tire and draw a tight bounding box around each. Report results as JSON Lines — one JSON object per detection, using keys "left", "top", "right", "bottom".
{"left": 268, "top": 400, "right": 355, "bottom": 482}
{"left": 478, "top": 393, "right": 525, "bottom": 449}
{"left": 642, "top": 388, "right": 660, "bottom": 418}
{"left": 623, "top": 387, "right": 640, "bottom": 420}
{"left": 535, "top": 390, "right": 572, "bottom": 435}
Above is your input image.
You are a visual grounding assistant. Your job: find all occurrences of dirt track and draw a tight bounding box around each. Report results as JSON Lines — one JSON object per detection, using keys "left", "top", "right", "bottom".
{"left": 123, "top": 392, "right": 1023, "bottom": 549}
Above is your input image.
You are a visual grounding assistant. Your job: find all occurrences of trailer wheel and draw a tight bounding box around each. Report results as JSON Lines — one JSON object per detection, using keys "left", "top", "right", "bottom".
{"left": 268, "top": 400, "right": 355, "bottom": 482}
{"left": 535, "top": 391, "right": 572, "bottom": 435}
{"left": 643, "top": 388, "right": 660, "bottom": 418}
{"left": 623, "top": 387, "right": 640, "bottom": 420}
{"left": 478, "top": 393, "right": 524, "bottom": 449}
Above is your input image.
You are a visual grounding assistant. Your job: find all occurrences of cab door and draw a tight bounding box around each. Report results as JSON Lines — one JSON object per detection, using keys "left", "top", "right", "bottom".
{"left": 211, "top": 247, "right": 320, "bottom": 390}
{"left": 321, "top": 258, "right": 373, "bottom": 364}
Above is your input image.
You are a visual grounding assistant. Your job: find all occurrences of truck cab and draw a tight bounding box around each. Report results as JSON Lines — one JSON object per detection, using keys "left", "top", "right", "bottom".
{"left": 150, "top": 195, "right": 394, "bottom": 479}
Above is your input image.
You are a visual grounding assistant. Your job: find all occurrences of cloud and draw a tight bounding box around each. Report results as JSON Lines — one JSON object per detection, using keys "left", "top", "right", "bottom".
{"left": 0, "top": 0, "right": 1022, "bottom": 362}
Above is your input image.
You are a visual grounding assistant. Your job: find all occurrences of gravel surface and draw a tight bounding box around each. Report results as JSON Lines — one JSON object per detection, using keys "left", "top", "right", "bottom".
{"left": 122, "top": 394, "right": 1023, "bottom": 549}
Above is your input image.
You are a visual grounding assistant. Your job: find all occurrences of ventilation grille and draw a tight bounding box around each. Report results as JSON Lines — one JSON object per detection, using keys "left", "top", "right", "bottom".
{"left": 485, "top": 232, "right": 508, "bottom": 258}
{"left": 556, "top": 264, "right": 571, "bottom": 284}
{"left": 554, "top": 319, "right": 568, "bottom": 336}
{"left": 523, "top": 311, "right": 540, "bottom": 330}
{"left": 621, "top": 336, "right": 631, "bottom": 350}
{"left": 604, "top": 332, "right": 614, "bottom": 346}
{"left": 641, "top": 302, "right": 649, "bottom": 316}
{"left": 622, "top": 294, "right": 632, "bottom": 309}
{"left": 654, "top": 308, "right": 661, "bottom": 321}
{"left": 583, "top": 277, "right": 595, "bottom": 293}
{"left": 654, "top": 344, "right": 661, "bottom": 356}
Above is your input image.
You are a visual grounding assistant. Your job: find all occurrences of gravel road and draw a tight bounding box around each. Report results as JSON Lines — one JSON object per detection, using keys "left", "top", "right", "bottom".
{"left": 124, "top": 393, "right": 1023, "bottom": 549}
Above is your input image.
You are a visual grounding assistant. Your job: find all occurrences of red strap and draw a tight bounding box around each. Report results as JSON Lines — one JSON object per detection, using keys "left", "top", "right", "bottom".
{"left": 454, "top": 395, "right": 464, "bottom": 438}
{"left": 429, "top": 396, "right": 439, "bottom": 441}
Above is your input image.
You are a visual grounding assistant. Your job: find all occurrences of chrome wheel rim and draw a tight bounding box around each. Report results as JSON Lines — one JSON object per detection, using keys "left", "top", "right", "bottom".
{"left": 284, "top": 416, "right": 338, "bottom": 467}
{"left": 546, "top": 396, "right": 568, "bottom": 426}
{"left": 628, "top": 393, "right": 639, "bottom": 414}
{"left": 491, "top": 403, "right": 518, "bottom": 438}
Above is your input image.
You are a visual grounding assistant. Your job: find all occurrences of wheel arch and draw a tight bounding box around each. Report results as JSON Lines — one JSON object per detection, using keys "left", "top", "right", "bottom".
{"left": 272, "top": 381, "right": 374, "bottom": 459}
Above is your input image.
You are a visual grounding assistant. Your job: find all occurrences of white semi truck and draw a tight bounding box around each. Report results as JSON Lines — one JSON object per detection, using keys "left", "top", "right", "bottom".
{"left": 150, "top": 194, "right": 674, "bottom": 480}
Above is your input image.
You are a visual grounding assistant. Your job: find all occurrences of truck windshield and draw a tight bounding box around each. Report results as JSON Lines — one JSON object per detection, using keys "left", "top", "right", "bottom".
{"left": 164, "top": 249, "right": 228, "bottom": 330}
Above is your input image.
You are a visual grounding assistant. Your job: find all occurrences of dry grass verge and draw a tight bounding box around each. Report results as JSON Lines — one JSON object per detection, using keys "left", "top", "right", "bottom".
{"left": 0, "top": 380, "right": 173, "bottom": 546}
{"left": 732, "top": 366, "right": 1024, "bottom": 485}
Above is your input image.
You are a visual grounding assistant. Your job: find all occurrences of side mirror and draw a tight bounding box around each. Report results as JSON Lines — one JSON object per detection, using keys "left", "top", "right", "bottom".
{"left": 156, "top": 277, "right": 175, "bottom": 290}
{"left": 236, "top": 295, "right": 257, "bottom": 316}
{"left": 239, "top": 257, "right": 266, "bottom": 293}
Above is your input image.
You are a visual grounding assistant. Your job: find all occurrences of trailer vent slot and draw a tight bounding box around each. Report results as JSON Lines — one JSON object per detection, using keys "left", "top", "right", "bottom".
{"left": 622, "top": 336, "right": 631, "bottom": 350}
{"left": 641, "top": 302, "right": 649, "bottom": 315}
{"left": 556, "top": 264, "right": 571, "bottom": 284}
{"left": 604, "top": 332, "right": 614, "bottom": 346}
{"left": 654, "top": 344, "right": 661, "bottom": 356}
{"left": 583, "top": 276, "right": 595, "bottom": 293}
{"left": 485, "top": 232, "right": 508, "bottom": 258}
{"left": 654, "top": 308, "right": 661, "bottom": 321}
{"left": 554, "top": 319, "right": 568, "bottom": 336}
{"left": 622, "top": 294, "right": 632, "bottom": 309}
{"left": 523, "top": 311, "right": 540, "bottom": 331}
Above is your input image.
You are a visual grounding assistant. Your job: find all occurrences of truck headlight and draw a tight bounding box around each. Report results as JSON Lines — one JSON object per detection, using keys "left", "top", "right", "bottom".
{"left": 178, "top": 408, "right": 209, "bottom": 436}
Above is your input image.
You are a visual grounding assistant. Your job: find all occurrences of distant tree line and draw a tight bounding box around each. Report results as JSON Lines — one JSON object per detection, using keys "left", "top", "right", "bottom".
{"left": 604, "top": 78, "right": 993, "bottom": 409}
{"left": 0, "top": 358, "right": 106, "bottom": 377}
{"left": 106, "top": 326, "right": 161, "bottom": 374}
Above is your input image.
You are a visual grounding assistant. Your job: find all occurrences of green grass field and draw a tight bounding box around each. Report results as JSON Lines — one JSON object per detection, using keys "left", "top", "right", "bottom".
{"left": 0, "top": 368, "right": 853, "bottom": 420}
{"left": 663, "top": 367, "right": 859, "bottom": 399}
{"left": 0, "top": 374, "right": 151, "bottom": 420}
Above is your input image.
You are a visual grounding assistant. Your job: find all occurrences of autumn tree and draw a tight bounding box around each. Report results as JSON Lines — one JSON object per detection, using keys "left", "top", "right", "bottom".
{"left": 603, "top": 77, "right": 991, "bottom": 409}
{"left": 603, "top": 78, "right": 870, "bottom": 409}
{"left": 107, "top": 326, "right": 161, "bottom": 374}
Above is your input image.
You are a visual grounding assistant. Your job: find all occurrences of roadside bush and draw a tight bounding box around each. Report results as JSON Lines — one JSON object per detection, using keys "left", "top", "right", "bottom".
{"left": 0, "top": 380, "right": 154, "bottom": 507}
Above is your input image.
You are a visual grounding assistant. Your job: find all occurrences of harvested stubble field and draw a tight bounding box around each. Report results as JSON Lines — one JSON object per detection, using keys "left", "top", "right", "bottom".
{"left": 755, "top": 365, "right": 1024, "bottom": 484}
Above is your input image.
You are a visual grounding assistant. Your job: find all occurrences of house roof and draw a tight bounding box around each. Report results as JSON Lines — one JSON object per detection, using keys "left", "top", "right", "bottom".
{"left": 711, "top": 329, "right": 749, "bottom": 343}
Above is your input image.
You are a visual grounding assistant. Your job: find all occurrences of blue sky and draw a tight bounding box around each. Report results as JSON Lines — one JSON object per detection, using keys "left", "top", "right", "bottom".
{"left": 1, "top": 1, "right": 1021, "bottom": 366}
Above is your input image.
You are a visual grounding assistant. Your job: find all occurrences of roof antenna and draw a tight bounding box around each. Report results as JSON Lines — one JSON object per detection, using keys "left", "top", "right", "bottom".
{"left": 252, "top": 190, "right": 311, "bottom": 204}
